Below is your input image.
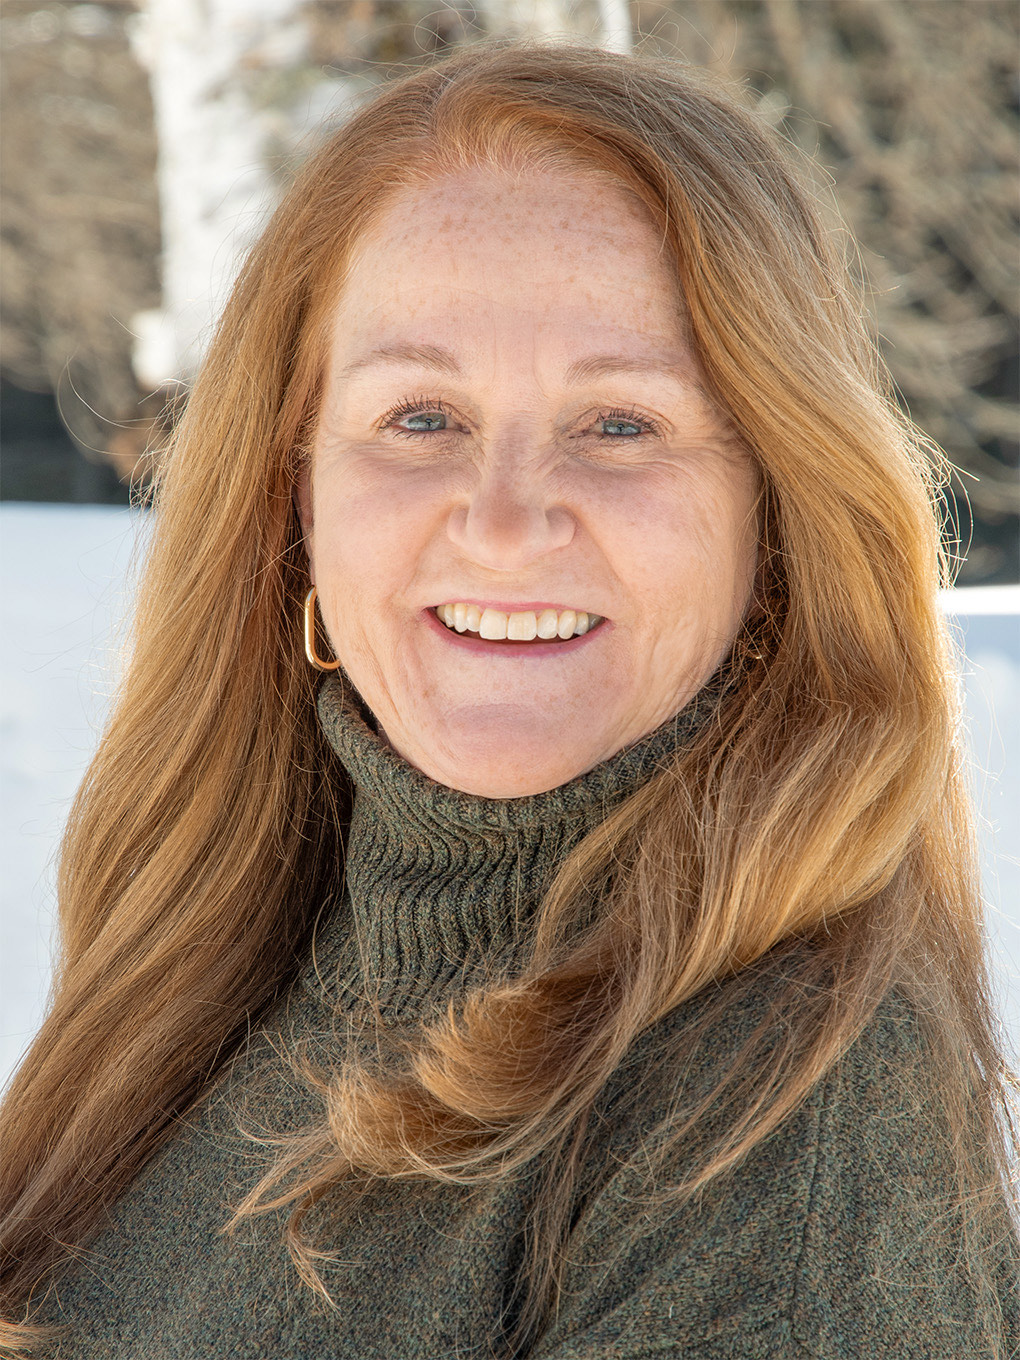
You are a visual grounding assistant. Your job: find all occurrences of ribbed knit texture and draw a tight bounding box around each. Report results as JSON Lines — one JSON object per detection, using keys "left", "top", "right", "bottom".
{"left": 35, "top": 674, "right": 1018, "bottom": 1359}
{"left": 312, "top": 669, "right": 724, "bottom": 1022}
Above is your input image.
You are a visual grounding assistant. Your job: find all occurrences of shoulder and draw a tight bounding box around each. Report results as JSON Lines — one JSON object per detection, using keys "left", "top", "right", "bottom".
{"left": 538, "top": 955, "right": 1017, "bottom": 1359}
{"left": 624, "top": 950, "right": 974, "bottom": 1157}
{"left": 789, "top": 989, "right": 1017, "bottom": 1359}
{"left": 686, "top": 970, "right": 1015, "bottom": 1357}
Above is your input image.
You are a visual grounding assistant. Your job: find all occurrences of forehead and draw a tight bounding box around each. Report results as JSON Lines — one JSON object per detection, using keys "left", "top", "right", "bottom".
{"left": 326, "top": 166, "right": 688, "bottom": 362}
{"left": 353, "top": 163, "right": 662, "bottom": 254}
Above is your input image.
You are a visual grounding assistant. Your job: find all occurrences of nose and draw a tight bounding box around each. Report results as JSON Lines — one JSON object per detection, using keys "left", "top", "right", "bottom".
{"left": 446, "top": 462, "right": 575, "bottom": 571}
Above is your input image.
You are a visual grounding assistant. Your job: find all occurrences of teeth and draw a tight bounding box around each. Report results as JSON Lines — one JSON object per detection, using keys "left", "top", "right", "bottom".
{"left": 479, "top": 608, "right": 508, "bottom": 640}
{"left": 536, "top": 609, "right": 559, "bottom": 639}
{"left": 435, "top": 603, "right": 603, "bottom": 641}
{"left": 507, "top": 611, "right": 538, "bottom": 641}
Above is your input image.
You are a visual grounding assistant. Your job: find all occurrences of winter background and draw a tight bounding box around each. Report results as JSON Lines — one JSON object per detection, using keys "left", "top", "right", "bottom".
{"left": 1, "top": 501, "right": 1018, "bottom": 1091}
{"left": 1, "top": 3, "right": 1018, "bottom": 1092}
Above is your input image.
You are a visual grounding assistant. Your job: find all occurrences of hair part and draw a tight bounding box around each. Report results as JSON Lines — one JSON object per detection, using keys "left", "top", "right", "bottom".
{"left": 1, "top": 38, "right": 1015, "bottom": 1356}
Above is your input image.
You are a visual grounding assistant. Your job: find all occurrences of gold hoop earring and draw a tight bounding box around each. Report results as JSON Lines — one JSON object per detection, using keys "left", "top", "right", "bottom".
{"left": 303, "top": 586, "right": 342, "bottom": 671}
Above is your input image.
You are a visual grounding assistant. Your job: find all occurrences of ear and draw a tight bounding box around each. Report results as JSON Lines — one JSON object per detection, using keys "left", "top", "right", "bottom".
{"left": 294, "top": 461, "right": 315, "bottom": 584}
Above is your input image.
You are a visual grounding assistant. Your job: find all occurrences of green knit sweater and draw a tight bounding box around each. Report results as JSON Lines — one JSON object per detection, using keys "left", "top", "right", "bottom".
{"left": 39, "top": 674, "right": 1017, "bottom": 1358}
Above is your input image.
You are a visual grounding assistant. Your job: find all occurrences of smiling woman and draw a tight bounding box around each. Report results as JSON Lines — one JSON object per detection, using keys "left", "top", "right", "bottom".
{"left": 299, "top": 165, "right": 759, "bottom": 796}
{"left": 1, "top": 39, "right": 1017, "bottom": 1360}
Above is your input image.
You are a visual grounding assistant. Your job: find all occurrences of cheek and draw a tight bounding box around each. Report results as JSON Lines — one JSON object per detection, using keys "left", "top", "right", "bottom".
{"left": 602, "top": 462, "right": 759, "bottom": 627}
{"left": 689, "top": 457, "right": 759, "bottom": 567}
{"left": 624, "top": 470, "right": 753, "bottom": 568}
{"left": 308, "top": 460, "right": 449, "bottom": 620}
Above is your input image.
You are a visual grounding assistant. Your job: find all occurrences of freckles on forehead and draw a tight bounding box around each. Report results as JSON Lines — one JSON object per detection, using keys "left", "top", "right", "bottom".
{"left": 363, "top": 167, "right": 610, "bottom": 250}
{"left": 333, "top": 166, "right": 683, "bottom": 334}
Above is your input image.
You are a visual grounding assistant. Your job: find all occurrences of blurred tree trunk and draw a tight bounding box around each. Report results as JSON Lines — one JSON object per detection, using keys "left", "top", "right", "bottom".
{"left": 129, "top": 0, "right": 312, "bottom": 389}
{"left": 476, "top": 0, "right": 629, "bottom": 46}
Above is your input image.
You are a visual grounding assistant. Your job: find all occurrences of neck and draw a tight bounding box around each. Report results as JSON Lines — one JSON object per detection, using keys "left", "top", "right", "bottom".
{"left": 310, "top": 670, "right": 726, "bottom": 1020}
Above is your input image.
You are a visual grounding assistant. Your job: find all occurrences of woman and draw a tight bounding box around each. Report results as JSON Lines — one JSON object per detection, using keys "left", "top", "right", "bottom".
{"left": 1, "top": 38, "right": 1016, "bottom": 1359}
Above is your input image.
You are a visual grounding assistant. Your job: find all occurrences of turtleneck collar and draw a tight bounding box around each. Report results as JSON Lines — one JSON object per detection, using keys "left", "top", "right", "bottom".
{"left": 310, "top": 670, "right": 726, "bottom": 1021}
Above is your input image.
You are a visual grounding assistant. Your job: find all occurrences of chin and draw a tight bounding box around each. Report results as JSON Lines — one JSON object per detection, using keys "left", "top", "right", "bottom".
{"left": 411, "top": 707, "right": 608, "bottom": 798}
{"left": 435, "top": 765, "right": 587, "bottom": 799}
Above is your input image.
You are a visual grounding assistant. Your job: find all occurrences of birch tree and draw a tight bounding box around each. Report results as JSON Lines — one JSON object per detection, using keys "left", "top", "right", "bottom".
{"left": 129, "top": 0, "right": 313, "bottom": 390}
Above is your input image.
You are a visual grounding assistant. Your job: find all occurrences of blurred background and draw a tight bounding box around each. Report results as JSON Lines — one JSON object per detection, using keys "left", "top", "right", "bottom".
{"left": 2, "top": 0, "right": 1018, "bottom": 1086}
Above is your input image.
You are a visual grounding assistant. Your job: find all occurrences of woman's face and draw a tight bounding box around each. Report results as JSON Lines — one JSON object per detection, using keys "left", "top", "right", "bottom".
{"left": 300, "top": 166, "right": 760, "bottom": 797}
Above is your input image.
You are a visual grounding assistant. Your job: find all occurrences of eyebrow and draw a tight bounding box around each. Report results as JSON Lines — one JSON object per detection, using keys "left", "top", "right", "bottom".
{"left": 338, "top": 343, "right": 460, "bottom": 381}
{"left": 337, "top": 342, "right": 692, "bottom": 385}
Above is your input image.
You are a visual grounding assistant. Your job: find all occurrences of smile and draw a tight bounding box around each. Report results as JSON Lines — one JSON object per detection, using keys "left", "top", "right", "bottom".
{"left": 434, "top": 602, "right": 604, "bottom": 643}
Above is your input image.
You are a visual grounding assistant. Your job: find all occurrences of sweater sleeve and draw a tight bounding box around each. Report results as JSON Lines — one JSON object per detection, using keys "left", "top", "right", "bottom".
{"left": 528, "top": 992, "right": 1018, "bottom": 1360}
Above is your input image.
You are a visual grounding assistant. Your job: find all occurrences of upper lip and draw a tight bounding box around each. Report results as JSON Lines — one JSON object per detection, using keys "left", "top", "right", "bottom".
{"left": 429, "top": 599, "right": 604, "bottom": 614}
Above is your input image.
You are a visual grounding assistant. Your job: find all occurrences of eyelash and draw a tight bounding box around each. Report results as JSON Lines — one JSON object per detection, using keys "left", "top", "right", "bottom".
{"left": 378, "top": 395, "right": 662, "bottom": 440}
{"left": 379, "top": 394, "right": 451, "bottom": 438}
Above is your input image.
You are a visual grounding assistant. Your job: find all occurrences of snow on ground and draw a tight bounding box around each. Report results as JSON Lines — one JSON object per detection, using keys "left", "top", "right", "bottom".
{"left": 2, "top": 503, "right": 1018, "bottom": 1093}
{"left": 1, "top": 505, "right": 147, "bottom": 1090}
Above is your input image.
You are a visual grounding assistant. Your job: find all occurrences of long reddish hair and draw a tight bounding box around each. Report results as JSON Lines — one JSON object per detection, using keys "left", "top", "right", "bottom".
{"left": 2, "top": 39, "right": 1015, "bottom": 1356}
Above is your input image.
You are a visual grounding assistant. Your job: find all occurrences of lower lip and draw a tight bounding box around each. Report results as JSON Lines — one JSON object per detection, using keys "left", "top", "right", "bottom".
{"left": 422, "top": 608, "right": 609, "bottom": 658}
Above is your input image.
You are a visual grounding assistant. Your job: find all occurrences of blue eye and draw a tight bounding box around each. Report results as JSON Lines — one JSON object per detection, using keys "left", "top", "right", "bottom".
{"left": 601, "top": 416, "right": 643, "bottom": 437}
{"left": 380, "top": 396, "right": 450, "bottom": 437}
{"left": 597, "top": 407, "right": 655, "bottom": 438}
{"left": 403, "top": 410, "right": 446, "bottom": 432}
